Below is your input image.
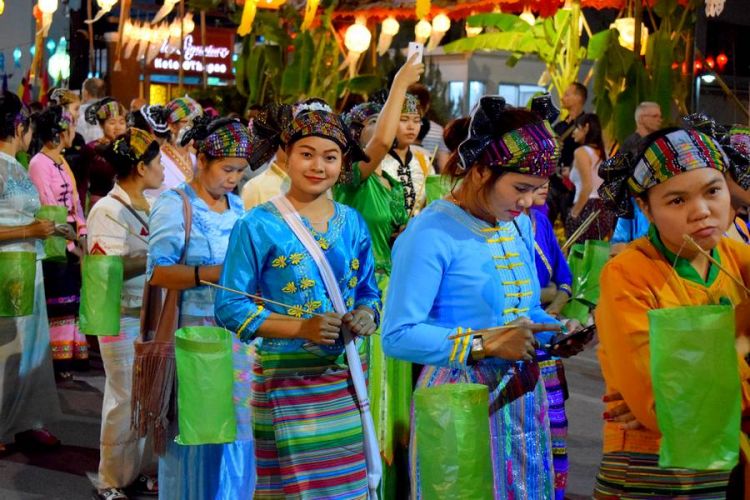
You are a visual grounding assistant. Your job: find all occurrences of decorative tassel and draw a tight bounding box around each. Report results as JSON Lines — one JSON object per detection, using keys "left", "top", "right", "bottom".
{"left": 301, "top": 0, "right": 319, "bottom": 32}
{"left": 151, "top": 0, "right": 179, "bottom": 25}
{"left": 237, "top": 0, "right": 257, "bottom": 36}
{"left": 416, "top": 0, "right": 431, "bottom": 20}
{"left": 131, "top": 346, "right": 176, "bottom": 455}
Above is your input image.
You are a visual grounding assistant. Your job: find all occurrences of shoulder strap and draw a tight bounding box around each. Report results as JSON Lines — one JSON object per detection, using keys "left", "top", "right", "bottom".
{"left": 172, "top": 189, "right": 192, "bottom": 264}
{"left": 269, "top": 195, "right": 382, "bottom": 495}
{"left": 111, "top": 194, "right": 150, "bottom": 232}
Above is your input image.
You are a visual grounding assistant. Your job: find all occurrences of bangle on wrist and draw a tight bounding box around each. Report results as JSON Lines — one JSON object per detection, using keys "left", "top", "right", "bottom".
{"left": 194, "top": 265, "right": 201, "bottom": 287}
{"left": 359, "top": 308, "right": 375, "bottom": 322}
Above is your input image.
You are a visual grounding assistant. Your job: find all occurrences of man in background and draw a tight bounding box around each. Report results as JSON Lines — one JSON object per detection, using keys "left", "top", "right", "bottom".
{"left": 77, "top": 78, "right": 106, "bottom": 143}
{"left": 619, "top": 101, "right": 663, "bottom": 157}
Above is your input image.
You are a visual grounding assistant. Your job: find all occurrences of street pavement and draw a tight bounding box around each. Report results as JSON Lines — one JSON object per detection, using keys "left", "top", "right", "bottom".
{"left": 0, "top": 348, "right": 604, "bottom": 499}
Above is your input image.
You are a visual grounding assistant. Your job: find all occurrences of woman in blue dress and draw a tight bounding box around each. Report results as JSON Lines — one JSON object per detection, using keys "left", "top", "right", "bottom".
{"left": 147, "top": 117, "right": 255, "bottom": 499}
{"left": 382, "top": 98, "right": 585, "bottom": 499}
{"left": 215, "top": 100, "right": 381, "bottom": 499}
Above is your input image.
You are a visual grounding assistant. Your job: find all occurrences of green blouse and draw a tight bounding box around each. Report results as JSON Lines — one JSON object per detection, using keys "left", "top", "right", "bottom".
{"left": 334, "top": 163, "right": 408, "bottom": 274}
{"left": 647, "top": 224, "right": 720, "bottom": 287}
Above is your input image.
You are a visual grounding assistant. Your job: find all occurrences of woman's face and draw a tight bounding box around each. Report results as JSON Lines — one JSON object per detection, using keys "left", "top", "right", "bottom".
{"left": 197, "top": 155, "right": 247, "bottom": 197}
{"left": 61, "top": 123, "right": 76, "bottom": 149}
{"left": 140, "top": 153, "right": 165, "bottom": 190}
{"left": 483, "top": 171, "right": 549, "bottom": 221}
{"left": 572, "top": 123, "right": 588, "bottom": 144}
{"left": 396, "top": 113, "right": 421, "bottom": 148}
{"left": 16, "top": 123, "right": 32, "bottom": 152}
{"left": 360, "top": 115, "right": 379, "bottom": 148}
{"left": 103, "top": 115, "right": 127, "bottom": 141}
{"left": 66, "top": 101, "right": 81, "bottom": 123}
{"left": 286, "top": 136, "right": 342, "bottom": 197}
{"left": 637, "top": 168, "right": 731, "bottom": 255}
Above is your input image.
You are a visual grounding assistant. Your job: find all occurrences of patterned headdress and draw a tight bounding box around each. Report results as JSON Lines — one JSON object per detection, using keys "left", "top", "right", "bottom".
{"left": 140, "top": 105, "right": 170, "bottom": 135}
{"left": 343, "top": 102, "right": 383, "bottom": 128}
{"left": 50, "top": 88, "right": 79, "bottom": 106}
{"left": 182, "top": 116, "right": 253, "bottom": 159}
{"left": 85, "top": 97, "right": 125, "bottom": 125}
{"left": 166, "top": 96, "right": 203, "bottom": 124}
{"left": 109, "top": 127, "right": 159, "bottom": 165}
{"left": 402, "top": 93, "right": 423, "bottom": 116}
{"left": 456, "top": 95, "right": 559, "bottom": 177}
{"left": 14, "top": 103, "right": 30, "bottom": 128}
{"left": 59, "top": 110, "right": 74, "bottom": 132}
{"left": 598, "top": 128, "right": 731, "bottom": 217}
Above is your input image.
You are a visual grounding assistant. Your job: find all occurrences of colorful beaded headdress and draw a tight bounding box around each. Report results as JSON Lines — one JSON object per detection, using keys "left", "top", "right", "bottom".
{"left": 110, "top": 128, "right": 159, "bottom": 165}
{"left": 14, "top": 103, "right": 30, "bottom": 127}
{"left": 140, "top": 105, "right": 170, "bottom": 135}
{"left": 167, "top": 96, "right": 202, "bottom": 124}
{"left": 456, "top": 95, "right": 559, "bottom": 177}
{"left": 599, "top": 128, "right": 730, "bottom": 217}
{"left": 85, "top": 97, "right": 125, "bottom": 124}
{"left": 343, "top": 102, "right": 383, "bottom": 128}
{"left": 182, "top": 116, "right": 253, "bottom": 159}
{"left": 402, "top": 93, "right": 422, "bottom": 116}
{"left": 59, "top": 110, "right": 74, "bottom": 132}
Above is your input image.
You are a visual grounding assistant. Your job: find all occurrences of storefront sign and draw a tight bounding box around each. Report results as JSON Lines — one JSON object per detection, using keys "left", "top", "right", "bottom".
{"left": 150, "top": 27, "right": 234, "bottom": 79}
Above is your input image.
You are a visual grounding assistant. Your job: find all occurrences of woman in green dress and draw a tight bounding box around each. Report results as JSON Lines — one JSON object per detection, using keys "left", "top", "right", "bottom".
{"left": 335, "top": 55, "right": 423, "bottom": 498}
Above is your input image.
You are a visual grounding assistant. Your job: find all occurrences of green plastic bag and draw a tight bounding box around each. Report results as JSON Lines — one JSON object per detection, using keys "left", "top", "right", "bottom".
{"left": 649, "top": 305, "right": 740, "bottom": 470}
{"left": 561, "top": 298, "right": 590, "bottom": 325}
{"left": 415, "top": 383, "right": 493, "bottom": 500}
{"left": 36, "top": 205, "right": 67, "bottom": 261}
{"left": 79, "top": 255, "right": 123, "bottom": 335}
{"left": 564, "top": 240, "right": 609, "bottom": 310}
{"left": 175, "top": 326, "right": 236, "bottom": 445}
{"left": 425, "top": 175, "right": 453, "bottom": 205}
{"left": 0, "top": 251, "right": 37, "bottom": 317}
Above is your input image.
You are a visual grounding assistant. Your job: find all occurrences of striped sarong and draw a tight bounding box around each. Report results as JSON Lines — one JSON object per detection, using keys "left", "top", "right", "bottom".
{"left": 594, "top": 452, "right": 731, "bottom": 499}
{"left": 252, "top": 348, "right": 368, "bottom": 499}
{"left": 410, "top": 359, "right": 554, "bottom": 500}
{"left": 537, "top": 350, "right": 569, "bottom": 500}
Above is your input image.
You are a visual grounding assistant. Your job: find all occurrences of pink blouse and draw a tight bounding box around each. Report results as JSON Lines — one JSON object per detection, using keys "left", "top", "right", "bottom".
{"left": 29, "top": 152, "right": 87, "bottom": 238}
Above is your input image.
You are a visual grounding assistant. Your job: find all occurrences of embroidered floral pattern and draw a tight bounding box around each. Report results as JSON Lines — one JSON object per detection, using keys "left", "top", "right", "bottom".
{"left": 282, "top": 282, "right": 297, "bottom": 294}
{"left": 300, "top": 278, "right": 316, "bottom": 290}
{"left": 289, "top": 253, "right": 305, "bottom": 265}
{"left": 351, "top": 258, "right": 360, "bottom": 270}
{"left": 287, "top": 305, "right": 304, "bottom": 318}
{"left": 348, "top": 276, "right": 358, "bottom": 288}
{"left": 346, "top": 297, "right": 354, "bottom": 308}
{"left": 272, "top": 255, "right": 287, "bottom": 268}
{"left": 304, "top": 300, "right": 322, "bottom": 312}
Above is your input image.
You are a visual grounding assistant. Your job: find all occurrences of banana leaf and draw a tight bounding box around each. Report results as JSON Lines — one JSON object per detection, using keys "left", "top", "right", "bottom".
{"left": 466, "top": 13, "right": 531, "bottom": 32}
{"left": 336, "top": 75, "right": 386, "bottom": 97}
{"left": 443, "top": 32, "right": 538, "bottom": 54}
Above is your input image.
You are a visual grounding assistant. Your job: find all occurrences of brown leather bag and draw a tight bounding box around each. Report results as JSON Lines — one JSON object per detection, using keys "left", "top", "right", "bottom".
{"left": 131, "top": 189, "right": 191, "bottom": 455}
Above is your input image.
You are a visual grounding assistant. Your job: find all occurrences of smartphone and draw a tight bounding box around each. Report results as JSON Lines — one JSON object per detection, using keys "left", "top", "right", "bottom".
{"left": 548, "top": 324, "right": 597, "bottom": 350}
{"left": 407, "top": 42, "right": 424, "bottom": 64}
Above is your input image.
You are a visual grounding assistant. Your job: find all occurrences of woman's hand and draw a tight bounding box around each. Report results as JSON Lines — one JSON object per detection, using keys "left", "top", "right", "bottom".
{"left": 300, "top": 312, "right": 342, "bottom": 345}
{"left": 602, "top": 391, "right": 644, "bottom": 430}
{"left": 342, "top": 307, "right": 377, "bottom": 337}
{"left": 198, "top": 264, "right": 223, "bottom": 284}
{"left": 28, "top": 220, "right": 56, "bottom": 239}
{"left": 393, "top": 53, "right": 425, "bottom": 91}
{"left": 549, "top": 319, "right": 592, "bottom": 358}
{"left": 54, "top": 223, "right": 77, "bottom": 241}
{"left": 480, "top": 317, "right": 537, "bottom": 361}
{"left": 540, "top": 282, "right": 558, "bottom": 304}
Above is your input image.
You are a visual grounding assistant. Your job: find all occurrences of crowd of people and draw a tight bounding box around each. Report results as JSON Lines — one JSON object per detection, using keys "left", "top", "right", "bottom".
{"left": 1, "top": 53, "right": 750, "bottom": 500}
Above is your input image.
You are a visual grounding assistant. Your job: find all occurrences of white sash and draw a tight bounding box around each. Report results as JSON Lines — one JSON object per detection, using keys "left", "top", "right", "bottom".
{"left": 270, "top": 195, "right": 382, "bottom": 499}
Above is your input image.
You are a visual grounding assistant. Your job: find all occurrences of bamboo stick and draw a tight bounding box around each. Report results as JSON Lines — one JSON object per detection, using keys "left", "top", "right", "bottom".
{"left": 561, "top": 209, "right": 600, "bottom": 253}
{"left": 682, "top": 234, "right": 750, "bottom": 295}
{"left": 200, "top": 280, "right": 327, "bottom": 318}
{"left": 105, "top": 214, "right": 149, "bottom": 244}
{"left": 448, "top": 323, "right": 561, "bottom": 340}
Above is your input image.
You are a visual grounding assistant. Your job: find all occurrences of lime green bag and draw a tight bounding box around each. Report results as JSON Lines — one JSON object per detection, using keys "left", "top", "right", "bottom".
{"left": 175, "top": 326, "right": 236, "bottom": 445}
{"left": 425, "top": 175, "right": 452, "bottom": 205}
{"left": 79, "top": 255, "right": 123, "bottom": 335}
{"left": 36, "top": 205, "right": 67, "bottom": 261}
{"left": 0, "top": 251, "right": 37, "bottom": 317}
{"left": 415, "top": 383, "right": 493, "bottom": 500}
{"left": 649, "top": 305, "right": 740, "bottom": 470}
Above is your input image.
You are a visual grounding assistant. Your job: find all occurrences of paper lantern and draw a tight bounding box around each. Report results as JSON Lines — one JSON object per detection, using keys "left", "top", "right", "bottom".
{"left": 611, "top": 18, "right": 648, "bottom": 56}
{"left": 705, "top": 0, "right": 725, "bottom": 17}
{"left": 415, "top": 19, "right": 432, "bottom": 44}
{"left": 428, "top": 14, "right": 451, "bottom": 49}
{"left": 301, "top": 0, "right": 320, "bottom": 31}
{"left": 344, "top": 23, "right": 372, "bottom": 53}
{"left": 377, "top": 17, "right": 400, "bottom": 55}
{"left": 237, "top": 0, "right": 258, "bottom": 36}
{"left": 152, "top": 0, "right": 179, "bottom": 24}
{"left": 37, "top": 0, "right": 58, "bottom": 14}
{"left": 717, "top": 53, "right": 728, "bottom": 71}
{"left": 182, "top": 13, "right": 195, "bottom": 34}
{"left": 520, "top": 8, "right": 536, "bottom": 26}
{"left": 48, "top": 45, "right": 70, "bottom": 82}
{"left": 0, "top": 0, "right": 5, "bottom": 16}
{"left": 466, "top": 24, "right": 483, "bottom": 37}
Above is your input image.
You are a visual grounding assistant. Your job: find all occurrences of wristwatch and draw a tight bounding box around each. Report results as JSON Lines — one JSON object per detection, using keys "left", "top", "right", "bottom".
{"left": 470, "top": 336, "right": 485, "bottom": 361}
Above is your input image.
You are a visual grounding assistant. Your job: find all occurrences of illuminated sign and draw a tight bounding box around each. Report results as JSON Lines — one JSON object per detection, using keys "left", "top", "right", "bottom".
{"left": 149, "top": 27, "right": 234, "bottom": 79}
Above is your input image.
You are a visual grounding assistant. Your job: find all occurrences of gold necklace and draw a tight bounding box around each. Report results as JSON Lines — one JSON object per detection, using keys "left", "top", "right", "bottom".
{"left": 163, "top": 143, "right": 194, "bottom": 180}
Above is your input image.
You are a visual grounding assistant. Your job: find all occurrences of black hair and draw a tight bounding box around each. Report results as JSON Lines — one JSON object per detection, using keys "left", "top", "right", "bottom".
{"left": 32, "top": 105, "right": 68, "bottom": 145}
{"left": 105, "top": 129, "right": 160, "bottom": 180}
{"left": 571, "top": 82, "right": 588, "bottom": 102}
{"left": 0, "top": 91, "right": 29, "bottom": 141}
{"left": 85, "top": 97, "right": 124, "bottom": 125}
{"left": 574, "top": 113, "right": 606, "bottom": 161}
{"left": 443, "top": 117, "right": 470, "bottom": 152}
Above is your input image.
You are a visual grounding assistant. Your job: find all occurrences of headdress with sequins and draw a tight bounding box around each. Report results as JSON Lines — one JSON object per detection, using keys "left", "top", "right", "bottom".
{"left": 106, "top": 128, "right": 160, "bottom": 170}
{"left": 167, "top": 96, "right": 203, "bottom": 125}
{"left": 402, "top": 93, "right": 423, "bottom": 116}
{"left": 598, "top": 127, "right": 731, "bottom": 217}
{"left": 181, "top": 115, "right": 253, "bottom": 160}
{"left": 139, "top": 105, "right": 170, "bottom": 135}
{"left": 455, "top": 95, "right": 560, "bottom": 177}
{"left": 85, "top": 97, "right": 125, "bottom": 125}
{"left": 50, "top": 88, "right": 79, "bottom": 106}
